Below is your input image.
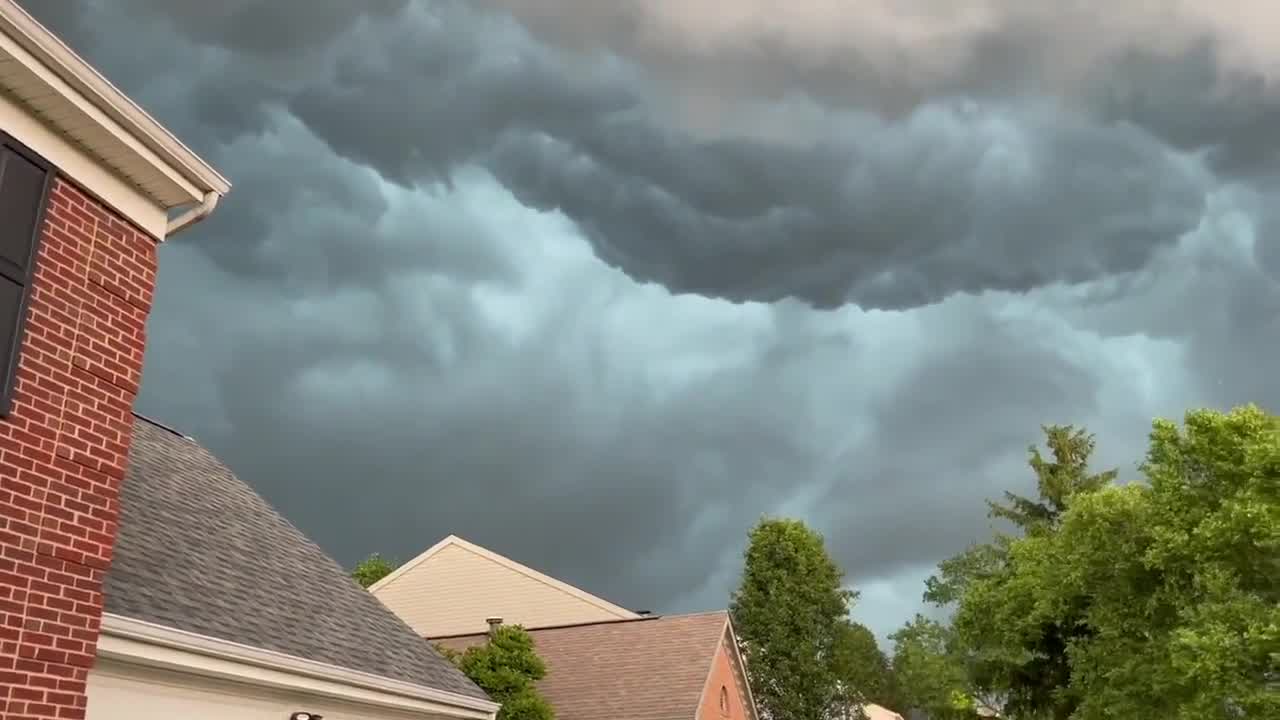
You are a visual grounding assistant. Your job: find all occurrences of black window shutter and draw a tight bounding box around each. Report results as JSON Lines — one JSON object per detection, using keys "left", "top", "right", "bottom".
{"left": 0, "top": 133, "right": 53, "bottom": 416}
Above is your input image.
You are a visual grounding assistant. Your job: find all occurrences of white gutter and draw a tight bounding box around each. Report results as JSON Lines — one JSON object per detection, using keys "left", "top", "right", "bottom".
{"left": 98, "top": 613, "right": 500, "bottom": 719}
{"left": 165, "top": 191, "right": 221, "bottom": 238}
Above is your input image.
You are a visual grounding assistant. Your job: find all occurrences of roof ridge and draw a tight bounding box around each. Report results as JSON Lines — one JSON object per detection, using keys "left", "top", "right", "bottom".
{"left": 428, "top": 609, "right": 731, "bottom": 640}
{"left": 429, "top": 615, "right": 660, "bottom": 640}
{"left": 130, "top": 411, "right": 191, "bottom": 439}
{"left": 656, "top": 609, "right": 729, "bottom": 619}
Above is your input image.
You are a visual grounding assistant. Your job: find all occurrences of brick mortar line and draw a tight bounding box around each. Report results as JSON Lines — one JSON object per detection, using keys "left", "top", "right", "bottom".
{"left": 87, "top": 270, "right": 150, "bottom": 315}
{"left": 68, "top": 360, "right": 135, "bottom": 404}
{"left": 20, "top": 206, "right": 101, "bottom": 677}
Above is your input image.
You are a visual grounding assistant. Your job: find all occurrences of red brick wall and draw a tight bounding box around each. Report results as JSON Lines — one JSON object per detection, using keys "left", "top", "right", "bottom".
{"left": 699, "top": 637, "right": 754, "bottom": 720}
{"left": 0, "top": 178, "right": 155, "bottom": 719}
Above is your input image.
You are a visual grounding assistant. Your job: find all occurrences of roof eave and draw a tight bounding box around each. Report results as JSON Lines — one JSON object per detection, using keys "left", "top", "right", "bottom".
{"left": 99, "top": 613, "right": 500, "bottom": 719}
{"left": 0, "top": 0, "right": 230, "bottom": 209}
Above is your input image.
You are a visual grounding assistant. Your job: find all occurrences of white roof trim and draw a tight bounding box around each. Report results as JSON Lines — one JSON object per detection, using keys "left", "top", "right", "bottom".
{"left": 0, "top": 0, "right": 228, "bottom": 207}
{"left": 369, "top": 534, "right": 642, "bottom": 621}
{"left": 99, "top": 613, "right": 499, "bottom": 719}
{"left": 725, "top": 618, "right": 763, "bottom": 720}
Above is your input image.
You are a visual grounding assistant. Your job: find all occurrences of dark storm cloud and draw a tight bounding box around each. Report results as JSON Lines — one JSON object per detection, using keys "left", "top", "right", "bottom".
{"left": 487, "top": 1, "right": 1280, "bottom": 181}
{"left": 119, "top": 0, "right": 411, "bottom": 56}
{"left": 482, "top": 107, "right": 1204, "bottom": 309}
{"left": 46, "top": 0, "right": 1211, "bottom": 310}
{"left": 191, "top": 120, "right": 521, "bottom": 288}
{"left": 818, "top": 304, "right": 1102, "bottom": 580}
{"left": 279, "top": 7, "right": 1212, "bottom": 311}
{"left": 1056, "top": 186, "right": 1280, "bottom": 414}
{"left": 1088, "top": 44, "right": 1280, "bottom": 178}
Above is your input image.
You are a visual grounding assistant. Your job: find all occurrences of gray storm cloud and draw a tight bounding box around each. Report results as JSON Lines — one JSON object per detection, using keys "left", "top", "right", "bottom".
{"left": 484, "top": 1, "right": 1280, "bottom": 178}
{"left": 83, "top": 0, "right": 1231, "bottom": 310}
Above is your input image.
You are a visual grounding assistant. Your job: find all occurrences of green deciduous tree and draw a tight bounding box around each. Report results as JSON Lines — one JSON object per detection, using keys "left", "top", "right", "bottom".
{"left": 731, "top": 517, "right": 856, "bottom": 720}
{"left": 832, "top": 620, "right": 898, "bottom": 711}
{"left": 927, "top": 425, "right": 1117, "bottom": 719}
{"left": 351, "top": 553, "right": 396, "bottom": 588}
{"left": 938, "top": 406, "right": 1280, "bottom": 719}
{"left": 444, "top": 625, "right": 555, "bottom": 720}
{"left": 889, "top": 615, "right": 991, "bottom": 720}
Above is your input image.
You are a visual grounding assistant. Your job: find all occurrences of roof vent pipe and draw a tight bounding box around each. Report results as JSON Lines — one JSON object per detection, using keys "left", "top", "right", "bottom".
{"left": 485, "top": 616, "right": 503, "bottom": 639}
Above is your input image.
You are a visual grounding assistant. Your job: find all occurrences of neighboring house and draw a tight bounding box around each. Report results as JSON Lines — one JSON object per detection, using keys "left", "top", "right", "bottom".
{"left": 369, "top": 534, "right": 643, "bottom": 637}
{"left": 0, "top": 3, "right": 498, "bottom": 719}
{"left": 371, "top": 535, "right": 759, "bottom": 720}
{"left": 436, "top": 612, "right": 758, "bottom": 720}
{"left": 862, "top": 703, "right": 906, "bottom": 720}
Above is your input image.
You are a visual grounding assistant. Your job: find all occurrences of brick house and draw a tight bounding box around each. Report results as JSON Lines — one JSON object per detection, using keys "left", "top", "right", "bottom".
{"left": 0, "top": 3, "right": 497, "bottom": 719}
{"left": 372, "top": 535, "right": 761, "bottom": 720}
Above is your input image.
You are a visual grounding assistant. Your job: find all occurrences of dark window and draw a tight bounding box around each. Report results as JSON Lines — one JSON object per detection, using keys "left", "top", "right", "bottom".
{"left": 0, "top": 132, "right": 53, "bottom": 416}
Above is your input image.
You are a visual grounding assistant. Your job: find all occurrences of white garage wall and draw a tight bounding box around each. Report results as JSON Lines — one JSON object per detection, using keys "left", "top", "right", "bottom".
{"left": 85, "top": 617, "right": 498, "bottom": 720}
{"left": 87, "top": 659, "right": 450, "bottom": 720}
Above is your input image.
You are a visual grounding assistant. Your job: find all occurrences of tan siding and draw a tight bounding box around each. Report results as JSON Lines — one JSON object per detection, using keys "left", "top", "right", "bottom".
{"left": 373, "top": 544, "right": 631, "bottom": 637}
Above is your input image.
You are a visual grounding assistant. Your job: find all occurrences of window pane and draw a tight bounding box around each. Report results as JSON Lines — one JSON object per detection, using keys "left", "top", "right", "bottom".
{"left": 0, "top": 147, "right": 46, "bottom": 283}
{"left": 0, "top": 276, "right": 23, "bottom": 386}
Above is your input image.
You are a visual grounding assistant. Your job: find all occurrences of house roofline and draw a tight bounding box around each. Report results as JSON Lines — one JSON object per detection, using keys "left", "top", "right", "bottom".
{"left": 0, "top": 0, "right": 229, "bottom": 198}
{"left": 724, "top": 616, "right": 763, "bottom": 720}
{"left": 429, "top": 610, "right": 742, "bottom": 643}
{"left": 369, "top": 534, "right": 642, "bottom": 621}
{"left": 99, "top": 613, "right": 499, "bottom": 719}
{"left": 691, "top": 614, "right": 763, "bottom": 720}
{"left": 428, "top": 614, "right": 662, "bottom": 641}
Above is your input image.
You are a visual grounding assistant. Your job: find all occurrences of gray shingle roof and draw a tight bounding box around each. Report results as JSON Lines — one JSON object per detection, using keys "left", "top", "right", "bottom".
{"left": 105, "top": 415, "right": 488, "bottom": 700}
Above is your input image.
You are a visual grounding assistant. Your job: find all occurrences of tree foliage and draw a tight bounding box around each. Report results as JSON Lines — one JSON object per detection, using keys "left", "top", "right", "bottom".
{"left": 919, "top": 425, "right": 1117, "bottom": 719}
{"left": 832, "top": 621, "right": 898, "bottom": 712}
{"left": 931, "top": 406, "right": 1280, "bottom": 719}
{"left": 446, "top": 625, "right": 555, "bottom": 720}
{"left": 987, "top": 425, "right": 1117, "bottom": 537}
{"left": 731, "top": 517, "right": 856, "bottom": 720}
{"left": 351, "top": 552, "right": 397, "bottom": 588}
{"left": 890, "top": 615, "right": 991, "bottom": 720}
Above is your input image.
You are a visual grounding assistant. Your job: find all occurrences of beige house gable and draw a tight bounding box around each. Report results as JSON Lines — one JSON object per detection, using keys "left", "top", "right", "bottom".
{"left": 370, "top": 535, "right": 642, "bottom": 637}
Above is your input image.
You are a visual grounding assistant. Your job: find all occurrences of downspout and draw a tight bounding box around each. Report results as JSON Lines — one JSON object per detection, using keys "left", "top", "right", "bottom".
{"left": 165, "top": 190, "right": 221, "bottom": 239}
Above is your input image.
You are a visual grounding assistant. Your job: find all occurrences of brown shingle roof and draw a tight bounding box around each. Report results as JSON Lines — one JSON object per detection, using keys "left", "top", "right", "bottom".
{"left": 105, "top": 415, "right": 487, "bottom": 700}
{"left": 436, "top": 611, "right": 732, "bottom": 720}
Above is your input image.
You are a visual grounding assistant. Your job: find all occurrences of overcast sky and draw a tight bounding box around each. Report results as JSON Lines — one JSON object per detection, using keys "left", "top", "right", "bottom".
{"left": 27, "top": 1, "right": 1280, "bottom": 644}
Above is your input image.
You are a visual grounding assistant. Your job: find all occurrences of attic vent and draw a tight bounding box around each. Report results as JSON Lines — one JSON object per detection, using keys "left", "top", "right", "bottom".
{"left": 719, "top": 686, "right": 730, "bottom": 715}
